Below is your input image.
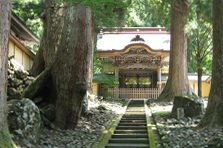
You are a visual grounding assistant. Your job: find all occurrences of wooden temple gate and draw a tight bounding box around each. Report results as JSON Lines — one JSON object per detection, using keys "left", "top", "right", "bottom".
{"left": 107, "top": 88, "right": 162, "bottom": 99}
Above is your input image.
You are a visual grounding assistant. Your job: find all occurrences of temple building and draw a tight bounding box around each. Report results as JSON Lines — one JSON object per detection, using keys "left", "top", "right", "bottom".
{"left": 93, "top": 27, "right": 211, "bottom": 98}
{"left": 8, "top": 13, "right": 39, "bottom": 71}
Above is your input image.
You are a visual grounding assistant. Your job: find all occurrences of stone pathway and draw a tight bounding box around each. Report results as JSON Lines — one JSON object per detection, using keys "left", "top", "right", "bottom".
{"left": 105, "top": 100, "right": 149, "bottom": 148}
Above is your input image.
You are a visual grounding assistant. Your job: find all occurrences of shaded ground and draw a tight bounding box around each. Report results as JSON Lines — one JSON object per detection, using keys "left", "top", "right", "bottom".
{"left": 150, "top": 101, "right": 223, "bottom": 148}
{"left": 15, "top": 99, "right": 126, "bottom": 148}
{"left": 14, "top": 98, "right": 223, "bottom": 148}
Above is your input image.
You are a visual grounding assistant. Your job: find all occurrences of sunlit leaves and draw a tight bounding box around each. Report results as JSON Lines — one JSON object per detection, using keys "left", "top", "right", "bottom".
{"left": 187, "top": 0, "right": 213, "bottom": 74}
{"left": 125, "top": 0, "right": 171, "bottom": 28}
{"left": 12, "top": 0, "right": 43, "bottom": 38}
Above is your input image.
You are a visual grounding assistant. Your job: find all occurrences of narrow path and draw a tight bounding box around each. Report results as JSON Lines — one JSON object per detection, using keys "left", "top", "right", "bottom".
{"left": 105, "top": 99, "right": 150, "bottom": 148}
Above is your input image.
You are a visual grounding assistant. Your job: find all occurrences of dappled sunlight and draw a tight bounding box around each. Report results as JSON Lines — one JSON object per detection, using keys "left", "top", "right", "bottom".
{"left": 151, "top": 102, "right": 223, "bottom": 147}
{"left": 35, "top": 99, "right": 126, "bottom": 148}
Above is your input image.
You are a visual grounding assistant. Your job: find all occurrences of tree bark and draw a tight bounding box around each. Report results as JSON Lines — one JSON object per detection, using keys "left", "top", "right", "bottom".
{"left": 52, "top": 5, "right": 93, "bottom": 129}
{"left": 29, "top": 45, "right": 45, "bottom": 76}
{"left": 199, "top": 0, "right": 223, "bottom": 128}
{"left": 0, "top": 0, "right": 14, "bottom": 147}
{"left": 197, "top": 66, "right": 202, "bottom": 97}
{"left": 23, "top": 66, "right": 52, "bottom": 99}
{"left": 158, "top": 0, "right": 192, "bottom": 102}
{"left": 29, "top": 2, "right": 94, "bottom": 129}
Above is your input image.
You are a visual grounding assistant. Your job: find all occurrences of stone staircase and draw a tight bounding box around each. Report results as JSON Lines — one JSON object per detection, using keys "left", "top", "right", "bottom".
{"left": 105, "top": 100, "right": 149, "bottom": 148}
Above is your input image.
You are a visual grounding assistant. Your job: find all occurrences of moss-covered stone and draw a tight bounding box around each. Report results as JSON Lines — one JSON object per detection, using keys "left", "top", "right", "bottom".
{"left": 208, "top": 137, "right": 223, "bottom": 148}
{"left": 0, "top": 129, "right": 16, "bottom": 148}
{"left": 175, "top": 95, "right": 200, "bottom": 102}
{"left": 153, "top": 111, "right": 171, "bottom": 117}
{"left": 172, "top": 95, "right": 204, "bottom": 118}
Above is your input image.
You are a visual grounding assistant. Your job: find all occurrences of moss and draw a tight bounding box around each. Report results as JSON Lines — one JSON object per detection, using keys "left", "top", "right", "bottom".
{"left": 92, "top": 100, "right": 129, "bottom": 148}
{"left": 153, "top": 111, "right": 171, "bottom": 117}
{"left": 148, "top": 122, "right": 156, "bottom": 148}
{"left": 216, "top": 103, "right": 223, "bottom": 126}
{"left": 175, "top": 95, "right": 200, "bottom": 101}
{"left": 0, "top": 129, "right": 16, "bottom": 148}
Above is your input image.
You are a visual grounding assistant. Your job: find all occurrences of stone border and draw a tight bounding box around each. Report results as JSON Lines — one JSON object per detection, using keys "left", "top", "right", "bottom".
{"left": 145, "top": 100, "right": 162, "bottom": 148}
{"left": 92, "top": 99, "right": 130, "bottom": 148}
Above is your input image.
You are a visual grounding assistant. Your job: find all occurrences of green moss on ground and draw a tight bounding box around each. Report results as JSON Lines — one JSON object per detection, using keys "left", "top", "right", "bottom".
{"left": 0, "top": 130, "right": 16, "bottom": 148}
{"left": 175, "top": 95, "right": 200, "bottom": 101}
{"left": 153, "top": 111, "right": 171, "bottom": 117}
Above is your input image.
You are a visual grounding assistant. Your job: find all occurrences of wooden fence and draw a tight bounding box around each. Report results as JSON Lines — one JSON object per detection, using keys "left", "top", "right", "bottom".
{"left": 107, "top": 88, "right": 162, "bottom": 99}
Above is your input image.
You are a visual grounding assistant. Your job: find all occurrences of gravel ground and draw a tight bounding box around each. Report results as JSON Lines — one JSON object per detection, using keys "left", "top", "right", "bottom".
{"left": 150, "top": 102, "right": 223, "bottom": 148}
{"left": 16, "top": 99, "right": 126, "bottom": 148}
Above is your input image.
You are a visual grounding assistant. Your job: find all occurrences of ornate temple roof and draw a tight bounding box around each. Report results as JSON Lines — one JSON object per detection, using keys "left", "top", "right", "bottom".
{"left": 97, "top": 27, "right": 170, "bottom": 51}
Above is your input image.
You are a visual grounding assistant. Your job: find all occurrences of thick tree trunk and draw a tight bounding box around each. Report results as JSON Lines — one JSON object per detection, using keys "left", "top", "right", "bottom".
{"left": 0, "top": 0, "right": 14, "bottom": 147}
{"left": 158, "top": 0, "right": 191, "bottom": 102}
{"left": 199, "top": 0, "right": 223, "bottom": 128}
{"left": 30, "top": 1, "right": 65, "bottom": 76}
{"left": 197, "top": 66, "right": 202, "bottom": 97}
{"left": 52, "top": 6, "right": 93, "bottom": 129}
{"left": 28, "top": 2, "right": 94, "bottom": 129}
{"left": 23, "top": 67, "right": 52, "bottom": 99}
{"left": 29, "top": 46, "right": 45, "bottom": 76}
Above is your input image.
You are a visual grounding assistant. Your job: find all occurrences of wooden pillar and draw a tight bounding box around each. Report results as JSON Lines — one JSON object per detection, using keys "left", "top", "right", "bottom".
{"left": 157, "top": 67, "right": 162, "bottom": 89}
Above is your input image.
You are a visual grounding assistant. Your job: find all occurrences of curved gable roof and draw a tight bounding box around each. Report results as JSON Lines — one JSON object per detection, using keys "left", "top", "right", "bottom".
{"left": 97, "top": 27, "right": 170, "bottom": 52}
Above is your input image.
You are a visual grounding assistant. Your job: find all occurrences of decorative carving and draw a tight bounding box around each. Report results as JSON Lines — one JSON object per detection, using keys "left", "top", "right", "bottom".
{"left": 114, "top": 47, "right": 161, "bottom": 68}
{"left": 131, "top": 35, "right": 145, "bottom": 42}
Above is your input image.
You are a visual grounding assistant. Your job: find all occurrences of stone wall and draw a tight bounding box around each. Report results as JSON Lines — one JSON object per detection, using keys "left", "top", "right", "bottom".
{"left": 7, "top": 59, "right": 41, "bottom": 146}
{"left": 7, "top": 59, "right": 34, "bottom": 100}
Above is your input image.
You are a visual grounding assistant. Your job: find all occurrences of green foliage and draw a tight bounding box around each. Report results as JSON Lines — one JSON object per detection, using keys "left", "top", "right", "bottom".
{"left": 153, "top": 111, "right": 171, "bottom": 117}
{"left": 125, "top": 0, "right": 171, "bottom": 28}
{"left": 0, "top": 129, "right": 15, "bottom": 148}
{"left": 12, "top": 0, "right": 43, "bottom": 38}
{"left": 93, "top": 74, "right": 116, "bottom": 88}
{"left": 187, "top": 0, "right": 213, "bottom": 74}
{"left": 93, "top": 55, "right": 103, "bottom": 74}
{"left": 51, "top": 0, "right": 130, "bottom": 32}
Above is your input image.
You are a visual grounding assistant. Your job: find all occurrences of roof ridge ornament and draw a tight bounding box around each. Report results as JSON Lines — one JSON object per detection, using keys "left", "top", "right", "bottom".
{"left": 131, "top": 35, "right": 145, "bottom": 42}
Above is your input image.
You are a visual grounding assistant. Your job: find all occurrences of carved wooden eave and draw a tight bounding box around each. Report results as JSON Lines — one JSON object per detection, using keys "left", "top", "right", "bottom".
{"left": 97, "top": 43, "right": 169, "bottom": 56}
{"left": 97, "top": 43, "right": 169, "bottom": 70}
{"left": 114, "top": 47, "right": 161, "bottom": 69}
{"left": 118, "top": 63, "right": 159, "bottom": 70}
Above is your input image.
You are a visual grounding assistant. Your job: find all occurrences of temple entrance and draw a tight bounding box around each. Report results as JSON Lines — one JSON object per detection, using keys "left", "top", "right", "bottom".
{"left": 119, "top": 69, "right": 157, "bottom": 88}
{"left": 97, "top": 41, "right": 169, "bottom": 98}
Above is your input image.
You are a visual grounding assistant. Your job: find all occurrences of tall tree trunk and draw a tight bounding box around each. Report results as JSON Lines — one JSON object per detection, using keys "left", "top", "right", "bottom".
{"left": 26, "top": 2, "right": 94, "bottom": 129}
{"left": 197, "top": 66, "right": 202, "bottom": 97}
{"left": 53, "top": 6, "right": 93, "bottom": 129}
{"left": 0, "top": 0, "right": 14, "bottom": 147}
{"left": 199, "top": 0, "right": 223, "bottom": 128}
{"left": 158, "top": 0, "right": 191, "bottom": 101}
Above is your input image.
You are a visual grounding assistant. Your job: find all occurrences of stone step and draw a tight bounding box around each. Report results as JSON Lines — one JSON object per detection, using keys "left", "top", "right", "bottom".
{"left": 121, "top": 118, "right": 146, "bottom": 120}
{"left": 114, "top": 130, "right": 147, "bottom": 134}
{"left": 120, "top": 118, "right": 146, "bottom": 120}
{"left": 125, "top": 110, "right": 145, "bottom": 112}
{"left": 120, "top": 119, "right": 146, "bottom": 123}
{"left": 126, "top": 107, "right": 145, "bottom": 112}
{"left": 105, "top": 143, "right": 149, "bottom": 148}
{"left": 118, "top": 122, "right": 146, "bottom": 126}
{"left": 109, "top": 138, "right": 149, "bottom": 144}
{"left": 122, "top": 116, "right": 145, "bottom": 119}
{"left": 104, "top": 100, "right": 151, "bottom": 148}
{"left": 112, "top": 134, "right": 148, "bottom": 138}
{"left": 122, "top": 114, "right": 145, "bottom": 117}
{"left": 116, "top": 126, "right": 147, "bottom": 130}
{"left": 122, "top": 115, "right": 145, "bottom": 118}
